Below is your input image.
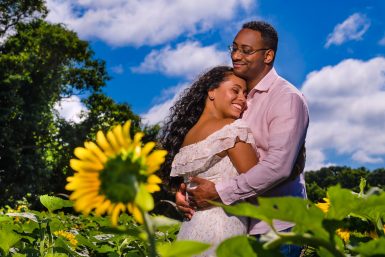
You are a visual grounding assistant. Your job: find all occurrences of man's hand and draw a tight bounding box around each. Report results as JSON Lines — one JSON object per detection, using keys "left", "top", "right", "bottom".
{"left": 175, "top": 183, "right": 194, "bottom": 220}
{"left": 187, "top": 177, "right": 220, "bottom": 209}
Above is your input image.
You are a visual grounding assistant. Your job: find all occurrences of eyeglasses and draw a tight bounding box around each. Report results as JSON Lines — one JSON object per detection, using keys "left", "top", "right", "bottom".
{"left": 228, "top": 45, "right": 269, "bottom": 56}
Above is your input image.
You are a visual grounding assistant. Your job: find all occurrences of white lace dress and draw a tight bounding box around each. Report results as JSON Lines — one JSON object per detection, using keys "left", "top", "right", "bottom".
{"left": 170, "top": 119, "right": 255, "bottom": 257}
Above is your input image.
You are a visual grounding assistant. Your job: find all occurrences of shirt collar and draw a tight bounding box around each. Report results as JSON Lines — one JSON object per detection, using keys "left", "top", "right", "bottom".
{"left": 248, "top": 67, "right": 278, "bottom": 96}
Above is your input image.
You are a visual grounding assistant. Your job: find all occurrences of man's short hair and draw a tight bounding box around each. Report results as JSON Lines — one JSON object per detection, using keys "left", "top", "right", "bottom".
{"left": 242, "top": 21, "right": 278, "bottom": 54}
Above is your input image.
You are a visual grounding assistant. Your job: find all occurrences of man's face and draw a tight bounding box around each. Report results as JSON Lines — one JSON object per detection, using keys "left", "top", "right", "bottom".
{"left": 230, "top": 28, "right": 268, "bottom": 83}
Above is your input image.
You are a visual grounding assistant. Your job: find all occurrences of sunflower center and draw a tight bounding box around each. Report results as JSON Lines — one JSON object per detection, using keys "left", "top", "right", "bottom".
{"left": 99, "top": 154, "right": 146, "bottom": 204}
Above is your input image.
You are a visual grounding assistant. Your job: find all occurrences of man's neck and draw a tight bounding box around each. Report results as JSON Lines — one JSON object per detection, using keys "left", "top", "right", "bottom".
{"left": 247, "top": 66, "right": 273, "bottom": 91}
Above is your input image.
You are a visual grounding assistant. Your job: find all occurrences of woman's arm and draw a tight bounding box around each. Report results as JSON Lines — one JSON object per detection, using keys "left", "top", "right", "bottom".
{"left": 227, "top": 140, "right": 259, "bottom": 173}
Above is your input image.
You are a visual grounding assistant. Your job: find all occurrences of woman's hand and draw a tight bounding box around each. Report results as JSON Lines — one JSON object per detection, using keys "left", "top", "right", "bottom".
{"left": 175, "top": 183, "right": 195, "bottom": 220}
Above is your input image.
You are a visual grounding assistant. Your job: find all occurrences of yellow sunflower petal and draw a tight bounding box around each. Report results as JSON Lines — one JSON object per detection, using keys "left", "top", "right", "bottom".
{"left": 141, "top": 142, "right": 156, "bottom": 156}
{"left": 73, "top": 193, "right": 100, "bottom": 212}
{"left": 146, "top": 184, "right": 161, "bottom": 193}
{"left": 112, "top": 125, "right": 127, "bottom": 148}
{"left": 96, "top": 130, "right": 113, "bottom": 154}
{"left": 123, "top": 121, "right": 132, "bottom": 143}
{"left": 94, "top": 199, "right": 112, "bottom": 216}
{"left": 69, "top": 186, "right": 100, "bottom": 200}
{"left": 133, "top": 132, "right": 144, "bottom": 144}
{"left": 111, "top": 203, "right": 125, "bottom": 226}
{"left": 70, "top": 159, "right": 103, "bottom": 173}
{"left": 147, "top": 174, "right": 162, "bottom": 184}
{"left": 146, "top": 150, "right": 167, "bottom": 173}
{"left": 107, "top": 130, "right": 121, "bottom": 153}
{"left": 74, "top": 147, "right": 101, "bottom": 164}
{"left": 84, "top": 142, "right": 108, "bottom": 163}
{"left": 128, "top": 203, "right": 143, "bottom": 224}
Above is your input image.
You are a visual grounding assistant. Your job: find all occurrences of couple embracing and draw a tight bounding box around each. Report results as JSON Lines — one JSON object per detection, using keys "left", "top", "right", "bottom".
{"left": 159, "top": 20, "right": 309, "bottom": 257}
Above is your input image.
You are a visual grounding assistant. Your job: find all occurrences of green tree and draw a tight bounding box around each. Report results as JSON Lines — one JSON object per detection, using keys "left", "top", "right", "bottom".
{"left": 0, "top": 0, "right": 47, "bottom": 36}
{"left": 0, "top": 19, "right": 108, "bottom": 206}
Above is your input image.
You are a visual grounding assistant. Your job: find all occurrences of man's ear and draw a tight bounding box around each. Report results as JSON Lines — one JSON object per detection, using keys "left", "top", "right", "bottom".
{"left": 264, "top": 49, "right": 275, "bottom": 64}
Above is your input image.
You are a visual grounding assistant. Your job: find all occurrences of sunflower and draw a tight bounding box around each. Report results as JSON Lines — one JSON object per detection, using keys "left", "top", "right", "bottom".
{"left": 54, "top": 230, "right": 78, "bottom": 248}
{"left": 315, "top": 197, "right": 330, "bottom": 214}
{"left": 66, "top": 121, "right": 167, "bottom": 225}
{"left": 336, "top": 228, "right": 350, "bottom": 242}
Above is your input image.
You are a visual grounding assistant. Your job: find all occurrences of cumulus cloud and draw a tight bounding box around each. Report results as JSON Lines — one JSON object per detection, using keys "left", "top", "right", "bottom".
{"left": 325, "top": 13, "right": 370, "bottom": 48}
{"left": 54, "top": 95, "right": 88, "bottom": 123}
{"left": 46, "top": 0, "right": 253, "bottom": 46}
{"left": 379, "top": 34, "right": 385, "bottom": 46}
{"left": 141, "top": 83, "right": 188, "bottom": 125}
{"left": 111, "top": 64, "right": 124, "bottom": 74}
{"left": 302, "top": 57, "right": 385, "bottom": 170}
{"left": 132, "top": 41, "right": 229, "bottom": 79}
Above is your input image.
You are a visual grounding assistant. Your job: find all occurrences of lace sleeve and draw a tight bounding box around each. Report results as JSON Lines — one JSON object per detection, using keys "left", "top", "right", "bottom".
{"left": 170, "top": 119, "right": 255, "bottom": 177}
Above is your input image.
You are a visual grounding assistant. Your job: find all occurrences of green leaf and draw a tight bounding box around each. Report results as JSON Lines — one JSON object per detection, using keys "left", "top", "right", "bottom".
{"left": 150, "top": 215, "right": 180, "bottom": 229}
{"left": 134, "top": 185, "right": 154, "bottom": 211}
{"left": 6, "top": 212, "right": 39, "bottom": 222}
{"left": 352, "top": 237, "right": 385, "bottom": 256}
{"left": 157, "top": 240, "right": 211, "bottom": 257}
{"left": 40, "top": 195, "right": 73, "bottom": 212}
{"left": 12, "top": 254, "right": 27, "bottom": 257}
{"left": 44, "top": 254, "right": 69, "bottom": 257}
{"left": 217, "top": 235, "right": 284, "bottom": 257}
{"left": 0, "top": 229, "right": 21, "bottom": 254}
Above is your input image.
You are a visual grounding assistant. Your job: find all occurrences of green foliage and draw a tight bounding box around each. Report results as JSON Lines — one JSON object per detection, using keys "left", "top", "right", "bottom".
{"left": 214, "top": 183, "right": 385, "bottom": 257}
{"left": 0, "top": 0, "right": 47, "bottom": 36}
{"left": 0, "top": 1, "right": 162, "bottom": 208}
{"left": 0, "top": 199, "right": 179, "bottom": 257}
{"left": 157, "top": 241, "right": 211, "bottom": 257}
{"left": 39, "top": 195, "right": 73, "bottom": 213}
{"left": 305, "top": 166, "right": 385, "bottom": 202}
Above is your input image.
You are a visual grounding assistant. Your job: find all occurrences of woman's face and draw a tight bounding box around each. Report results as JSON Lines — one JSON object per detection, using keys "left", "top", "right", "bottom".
{"left": 209, "top": 74, "right": 247, "bottom": 119}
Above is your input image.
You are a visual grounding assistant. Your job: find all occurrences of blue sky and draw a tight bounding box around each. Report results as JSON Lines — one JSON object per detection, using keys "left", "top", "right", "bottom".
{"left": 48, "top": 0, "right": 385, "bottom": 171}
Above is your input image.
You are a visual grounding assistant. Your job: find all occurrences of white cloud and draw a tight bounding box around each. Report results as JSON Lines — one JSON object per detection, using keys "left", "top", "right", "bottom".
{"left": 325, "top": 13, "right": 370, "bottom": 48}
{"left": 46, "top": 0, "right": 253, "bottom": 47}
{"left": 132, "top": 41, "right": 229, "bottom": 79}
{"left": 141, "top": 83, "right": 188, "bottom": 125}
{"left": 111, "top": 64, "right": 124, "bottom": 74}
{"left": 379, "top": 34, "right": 385, "bottom": 46}
{"left": 302, "top": 57, "right": 385, "bottom": 170}
{"left": 54, "top": 95, "right": 88, "bottom": 123}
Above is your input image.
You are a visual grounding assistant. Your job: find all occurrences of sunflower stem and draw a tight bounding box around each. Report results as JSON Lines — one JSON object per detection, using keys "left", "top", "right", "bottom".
{"left": 141, "top": 209, "right": 158, "bottom": 257}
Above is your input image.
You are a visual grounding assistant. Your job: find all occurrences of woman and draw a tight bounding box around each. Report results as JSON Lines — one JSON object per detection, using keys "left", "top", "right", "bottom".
{"left": 159, "top": 66, "right": 259, "bottom": 256}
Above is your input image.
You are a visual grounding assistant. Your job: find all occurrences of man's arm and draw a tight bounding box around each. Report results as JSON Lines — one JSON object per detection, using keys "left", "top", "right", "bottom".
{"left": 216, "top": 93, "right": 309, "bottom": 204}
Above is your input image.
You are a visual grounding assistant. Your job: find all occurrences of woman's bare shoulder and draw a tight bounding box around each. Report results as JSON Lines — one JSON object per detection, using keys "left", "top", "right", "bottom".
{"left": 182, "top": 118, "right": 236, "bottom": 147}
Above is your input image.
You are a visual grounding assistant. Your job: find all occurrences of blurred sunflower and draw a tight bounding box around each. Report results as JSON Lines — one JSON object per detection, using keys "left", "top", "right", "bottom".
{"left": 336, "top": 228, "right": 350, "bottom": 242}
{"left": 315, "top": 197, "right": 330, "bottom": 214}
{"left": 66, "top": 121, "right": 167, "bottom": 225}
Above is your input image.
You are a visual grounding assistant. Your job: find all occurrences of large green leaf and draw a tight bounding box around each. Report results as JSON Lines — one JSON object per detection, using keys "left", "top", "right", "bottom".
{"left": 216, "top": 235, "right": 283, "bottom": 257}
{"left": 135, "top": 185, "right": 154, "bottom": 211}
{"left": 0, "top": 229, "right": 21, "bottom": 254}
{"left": 40, "top": 195, "right": 73, "bottom": 213}
{"left": 216, "top": 197, "right": 329, "bottom": 241}
{"left": 352, "top": 238, "right": 385, "bottom": 256}
{"left": 157, "top": 240, "right": 211, "bottom": 257}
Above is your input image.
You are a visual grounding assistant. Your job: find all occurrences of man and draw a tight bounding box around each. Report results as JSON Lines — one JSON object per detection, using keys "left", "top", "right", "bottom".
{"left": 176, "top": 21, "right": 309, "bottom": 257}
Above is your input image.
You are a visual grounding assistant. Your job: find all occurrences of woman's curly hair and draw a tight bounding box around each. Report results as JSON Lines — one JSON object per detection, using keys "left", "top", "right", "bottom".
{"left": 158, "top": 65, "right": 234, "bottom": 187}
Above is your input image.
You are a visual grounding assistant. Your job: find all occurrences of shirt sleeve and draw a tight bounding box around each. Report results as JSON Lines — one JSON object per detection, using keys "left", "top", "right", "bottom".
{"left": 216, "top": 92, "right": 309, "bottom": 205}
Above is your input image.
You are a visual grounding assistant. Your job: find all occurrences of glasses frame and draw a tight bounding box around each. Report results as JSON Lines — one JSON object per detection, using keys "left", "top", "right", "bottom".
{"left": 228, "top": 45, "right": 269, "bottom": 56}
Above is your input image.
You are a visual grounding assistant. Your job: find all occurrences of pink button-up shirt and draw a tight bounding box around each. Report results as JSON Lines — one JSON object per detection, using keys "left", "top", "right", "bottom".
{"left": 216, "top": 68, "right": 309, "bottom": 234}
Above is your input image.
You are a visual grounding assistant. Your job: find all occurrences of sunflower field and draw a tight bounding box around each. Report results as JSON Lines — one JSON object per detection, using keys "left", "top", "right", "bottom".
{"left": 1, "top": 120, "right": 385, "bottom": 257}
